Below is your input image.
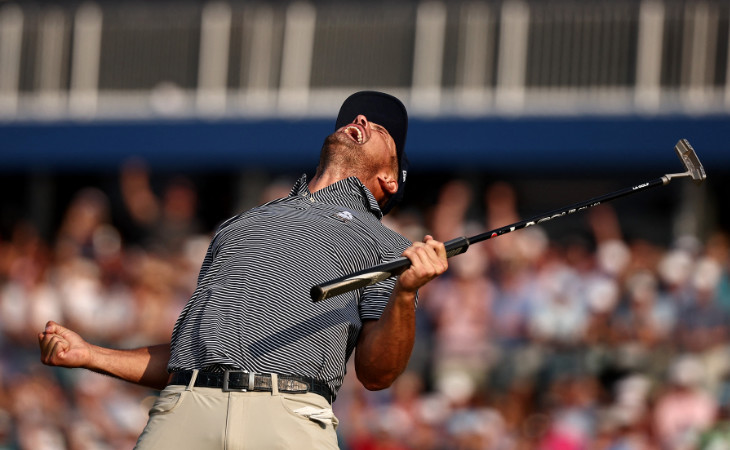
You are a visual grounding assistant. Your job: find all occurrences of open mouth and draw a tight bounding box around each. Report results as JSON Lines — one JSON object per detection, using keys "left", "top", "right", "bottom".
{"left": 343, "top": 125, "right": 364, "bottom": 144}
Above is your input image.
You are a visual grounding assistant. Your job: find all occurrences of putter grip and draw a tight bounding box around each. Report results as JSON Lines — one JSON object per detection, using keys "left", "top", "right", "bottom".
{"left": 310, "top": 236, "right": 470, "bottom": 301}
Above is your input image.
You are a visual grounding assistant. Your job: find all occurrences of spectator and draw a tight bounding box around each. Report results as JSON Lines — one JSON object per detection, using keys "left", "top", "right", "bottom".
{"left": 421, "top": 246, "right": 497, "bottom": 394}
{"left": 119, "top": 160, "right": 203, "bottom": 255}
{"left": 653, "top": 355, "right": 718, "bottom": 449}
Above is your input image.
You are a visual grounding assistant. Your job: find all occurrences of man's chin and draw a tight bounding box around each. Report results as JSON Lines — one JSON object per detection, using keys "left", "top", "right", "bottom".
{"left": 322, "top": 133, "right": 356, "bottom": 153}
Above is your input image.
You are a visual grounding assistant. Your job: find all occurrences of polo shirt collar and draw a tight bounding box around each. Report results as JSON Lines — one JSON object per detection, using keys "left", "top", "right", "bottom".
{"left": 290, "top": 174, "right": 384, "bottom": 219}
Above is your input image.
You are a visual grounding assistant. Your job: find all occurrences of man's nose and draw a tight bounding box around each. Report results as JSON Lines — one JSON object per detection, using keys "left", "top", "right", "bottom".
{"left": 353, "top": 115, "right": 369, "bottom": 126}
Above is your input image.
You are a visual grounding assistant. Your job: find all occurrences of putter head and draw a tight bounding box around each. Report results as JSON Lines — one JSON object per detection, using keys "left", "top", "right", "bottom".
{"left": 675, "top": 139, "right": 706, "bottom": 185}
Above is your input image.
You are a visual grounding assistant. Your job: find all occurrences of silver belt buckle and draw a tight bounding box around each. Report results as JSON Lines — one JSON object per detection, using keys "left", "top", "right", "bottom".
{"left": 222, "top": 370, "right": 256, "bottom": 392}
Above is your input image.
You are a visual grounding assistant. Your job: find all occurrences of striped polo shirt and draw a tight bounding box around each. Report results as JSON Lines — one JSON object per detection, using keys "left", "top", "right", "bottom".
{"left": 167, "top": 175, "right": 413, "bottom": 398}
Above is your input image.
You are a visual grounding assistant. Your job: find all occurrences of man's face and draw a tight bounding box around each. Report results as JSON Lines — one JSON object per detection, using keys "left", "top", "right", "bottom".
{"left": 332, "top": 114, "right": 398, "bottom": 176}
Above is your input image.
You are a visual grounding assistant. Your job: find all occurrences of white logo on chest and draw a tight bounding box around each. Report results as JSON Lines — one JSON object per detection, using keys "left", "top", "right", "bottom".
{"left": 334, "top": 211, "right": 354, "bottom": 222}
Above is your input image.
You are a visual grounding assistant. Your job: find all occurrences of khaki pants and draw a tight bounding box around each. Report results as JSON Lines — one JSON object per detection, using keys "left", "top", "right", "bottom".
{"left": 135, "top": 372, "right": 339, "bottom": 449}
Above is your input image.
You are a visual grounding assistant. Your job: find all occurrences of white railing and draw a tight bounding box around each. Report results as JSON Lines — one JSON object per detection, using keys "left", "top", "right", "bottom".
{"left": 0, "top": 0, "right": 728, "bottom": 120}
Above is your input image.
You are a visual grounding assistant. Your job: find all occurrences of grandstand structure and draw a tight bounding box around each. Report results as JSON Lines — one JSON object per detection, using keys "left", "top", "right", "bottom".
{"left": 0, "top": 0, "right": 728, "bottom": 119}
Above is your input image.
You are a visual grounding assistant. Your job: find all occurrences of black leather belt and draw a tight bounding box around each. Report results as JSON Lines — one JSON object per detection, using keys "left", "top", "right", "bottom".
{"left": 169, "top": 370, "right": 333, "bottom": 404}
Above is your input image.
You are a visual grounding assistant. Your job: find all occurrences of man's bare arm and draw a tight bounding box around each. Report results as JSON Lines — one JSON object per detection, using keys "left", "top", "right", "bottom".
{"left": 355, "top": 236, "right": 447, "bottom": 390}
{"left": 38, "top": 321, "right": 171, "bottom": 390}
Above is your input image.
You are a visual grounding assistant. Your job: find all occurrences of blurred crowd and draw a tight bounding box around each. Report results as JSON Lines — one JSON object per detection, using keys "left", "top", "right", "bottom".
{"left": 1, "top": 167, "right": 729, "bottom": 450}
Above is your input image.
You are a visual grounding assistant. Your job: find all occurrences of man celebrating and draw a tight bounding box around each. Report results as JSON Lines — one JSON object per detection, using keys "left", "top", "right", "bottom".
{"left": 38, "top": 91, "right": 448, "bottom": 449}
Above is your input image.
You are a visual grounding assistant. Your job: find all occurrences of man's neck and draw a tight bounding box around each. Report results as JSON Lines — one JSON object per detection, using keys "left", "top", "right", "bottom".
{"left": 310, "top": 170, "right": 387, "bottom": 210}
{"left": 308, "top": 172, "right": 341, "bottom": 193}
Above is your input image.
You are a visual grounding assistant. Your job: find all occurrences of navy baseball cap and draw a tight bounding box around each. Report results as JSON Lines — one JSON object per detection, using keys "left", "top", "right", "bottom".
{"left": 335, "top": 91, "right": 409, "bottom": 215}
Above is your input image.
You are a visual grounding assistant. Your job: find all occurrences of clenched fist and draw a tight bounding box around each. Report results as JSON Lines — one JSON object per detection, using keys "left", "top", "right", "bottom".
{"left": 38, "top": 321, "right": 92, "bottom": 368}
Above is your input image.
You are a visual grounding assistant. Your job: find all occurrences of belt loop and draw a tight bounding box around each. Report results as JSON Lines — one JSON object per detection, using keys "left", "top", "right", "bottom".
{"left": 271, "top": 373, "right": 279, "bottom": 396}
{"left": 186, "top": 369, "right": 199, "bottom": 391}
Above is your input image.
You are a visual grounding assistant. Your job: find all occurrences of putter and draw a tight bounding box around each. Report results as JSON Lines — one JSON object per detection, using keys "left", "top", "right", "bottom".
{"left": 311, "top": 139, "right": 706, "bottom": 301}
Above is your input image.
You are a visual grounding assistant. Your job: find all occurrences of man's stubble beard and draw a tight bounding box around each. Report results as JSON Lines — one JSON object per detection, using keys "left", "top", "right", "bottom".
{"left": 318, "top": 132, "right": 372, "bottom": 177}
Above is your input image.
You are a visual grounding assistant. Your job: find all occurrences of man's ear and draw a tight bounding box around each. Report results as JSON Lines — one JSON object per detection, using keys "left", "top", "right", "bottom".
{"left": 377, "top": 172, "right": 398, "bottom": 196}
